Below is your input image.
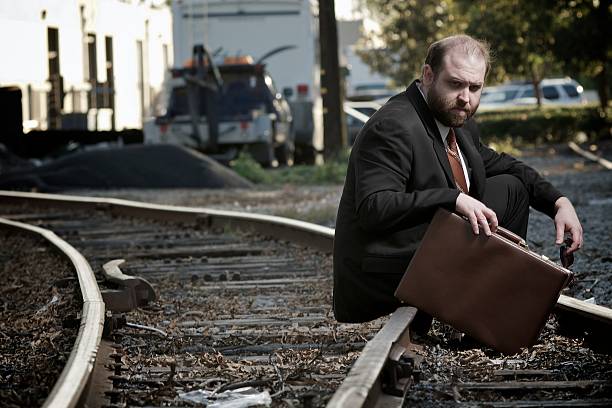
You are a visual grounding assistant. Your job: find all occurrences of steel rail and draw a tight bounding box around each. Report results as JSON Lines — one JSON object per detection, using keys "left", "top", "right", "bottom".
{"left": 1, "top": 190, "right": 611, "bottom": 407}
{"left": 0, "top": 217, "right": 105, "bottom": 408}
{"left": 0, "top": 190, "right": 334, "bottom": 252}
{"left": 568, "top": 141, "right": 612, "bottom": 170}
{"left": 326, "top": 307, "right": 418, "bottom": 408}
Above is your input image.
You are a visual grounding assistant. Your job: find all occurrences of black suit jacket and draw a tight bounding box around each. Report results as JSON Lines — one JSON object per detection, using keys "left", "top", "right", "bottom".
{"left": 332, "top": 80, "right": 563, "bottom": 323}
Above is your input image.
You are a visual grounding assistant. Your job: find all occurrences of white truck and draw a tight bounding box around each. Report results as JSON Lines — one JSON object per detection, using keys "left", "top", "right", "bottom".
{"left": 145, "top": 0, "right": 323, "bottom": 165}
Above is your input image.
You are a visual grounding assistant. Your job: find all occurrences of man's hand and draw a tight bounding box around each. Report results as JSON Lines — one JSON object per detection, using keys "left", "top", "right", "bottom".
{"left": 455, "top": 193, "right": 498, "bottom": 236}
{"left": 554, "top": 197, "right": 583, "bottom": 254}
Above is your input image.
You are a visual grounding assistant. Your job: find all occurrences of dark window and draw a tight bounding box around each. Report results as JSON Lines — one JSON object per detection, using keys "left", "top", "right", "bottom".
{"left": 562, "top": 84, "right": 579, "bottom": 98}
{"left": 47, "top": 27, "right": 60, "bottom": 76}
{"left": 87, "top": 33, "right": 98, "bottom": 109}
{"left": 103, "top": 36, "right": 115, "bottom": 125}
{"left": 168, "top": 71, "right": 275, "bottom": 120}
{"left": 522, "top": 88, "right": 535, "bottom": 98}
{"left": 542, "top": 86, "right": 560, "bottom": 100}
{"left": 47, "top": 27, "right": 62, "bottom": 128}
{"left": 504, "top": 90, "right": 519, "bottom": 101}
{"left": 137, "top": 40, "right": 145, "bottom": 120}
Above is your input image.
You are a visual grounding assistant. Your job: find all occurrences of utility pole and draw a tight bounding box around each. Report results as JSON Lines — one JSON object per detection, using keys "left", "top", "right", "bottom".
{"left": 319, "top": 0, "right": 346, "bottom": 159}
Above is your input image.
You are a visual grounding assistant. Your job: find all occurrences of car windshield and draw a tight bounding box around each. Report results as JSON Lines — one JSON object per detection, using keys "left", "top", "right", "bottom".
{"left": 168, "top": 71, "right": 274, "bottom": 120}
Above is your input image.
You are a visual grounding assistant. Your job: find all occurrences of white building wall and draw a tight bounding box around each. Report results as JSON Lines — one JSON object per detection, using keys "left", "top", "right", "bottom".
{"left": 0, "top": 0, "right": 172, "bottom": 130}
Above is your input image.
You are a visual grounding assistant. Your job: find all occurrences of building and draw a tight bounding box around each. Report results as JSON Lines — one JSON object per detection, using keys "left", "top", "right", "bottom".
{"left": 337, "top": 18, "right": 392, "bottom": 97}
{"left": 0, "top": 0, "right": 172, "bottom": 132}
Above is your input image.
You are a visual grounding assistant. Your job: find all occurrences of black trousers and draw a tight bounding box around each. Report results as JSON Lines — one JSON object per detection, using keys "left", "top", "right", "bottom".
{"left": 412, "top": 174, "right": 531, "bottom": 335}
{"left": 481, "top": 174, "right": 530, "bottom": 239}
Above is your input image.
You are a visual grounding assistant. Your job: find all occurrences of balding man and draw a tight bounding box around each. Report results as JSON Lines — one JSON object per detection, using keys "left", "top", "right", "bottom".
{"left": 333, "top": 34, "right": 582, "bottom": 325}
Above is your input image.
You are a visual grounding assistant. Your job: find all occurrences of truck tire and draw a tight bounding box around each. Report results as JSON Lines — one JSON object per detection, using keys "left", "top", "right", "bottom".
{"left": 294, "top": 145, "right": 316, "bottom": 165}
{"left": 275, "top": 140, "right": 294, "bottom": 167}
{"left": 248, "top": 142, "right": 275, "bottom": 168}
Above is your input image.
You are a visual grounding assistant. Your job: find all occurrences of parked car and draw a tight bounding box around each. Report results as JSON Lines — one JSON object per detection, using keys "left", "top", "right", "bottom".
{"left": 347, "top": 82, "right": 402, "bottom": 102}
{"left": 344, "top": 100, "right": 382, "bottom": 144}
{"left": 480, "top": 78, "right": 587, "bottom": 110}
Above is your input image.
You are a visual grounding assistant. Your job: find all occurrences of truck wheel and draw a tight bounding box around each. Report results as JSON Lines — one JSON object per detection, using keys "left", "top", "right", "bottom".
{"left": 295, "top": 145, "right": 316, "bottom": 165}
{"left": 248, "top": 142, "right": 275, "bottom": 168}
{"left": 275, "top": 141, "right": 294, "bottom": 167}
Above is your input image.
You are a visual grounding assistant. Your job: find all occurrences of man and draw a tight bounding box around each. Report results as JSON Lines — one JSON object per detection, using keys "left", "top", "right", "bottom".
{"left": 333, "top": 35, "right": 583, "bottom": 323}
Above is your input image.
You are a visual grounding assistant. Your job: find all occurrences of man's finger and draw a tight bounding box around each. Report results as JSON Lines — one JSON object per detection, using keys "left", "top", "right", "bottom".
{"left": 484, "top": 208, "right": 498, "bottom": 233}
{"left": 478, "top": 213, "right": 491, "bottom": 236}
{"left": 468, "top": 213, "right": 479, "bottom": 235}
{"left": 568, "top": 228, "right": 583, "bottom": 254}
{"left": 555, "top": 221, "right": 565, "bottom": 245}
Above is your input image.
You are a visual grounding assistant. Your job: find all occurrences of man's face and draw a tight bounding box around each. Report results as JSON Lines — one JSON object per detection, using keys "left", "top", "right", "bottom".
{"left": 423, "top": 48, "right": 486, "bottom": 127}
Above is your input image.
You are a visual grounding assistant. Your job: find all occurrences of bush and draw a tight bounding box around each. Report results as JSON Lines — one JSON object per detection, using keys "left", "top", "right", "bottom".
{"left": 476, "top": 105, "right": 611, "bottom": 146}
{"left": 230, "top": 151, "right": 272, "bottom": 184}
{"left": 230, "top": 149, "right": 350, "bottom": 185}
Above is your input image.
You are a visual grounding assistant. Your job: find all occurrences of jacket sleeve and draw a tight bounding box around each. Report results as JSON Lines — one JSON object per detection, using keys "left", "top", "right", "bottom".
{"left": 475, "top": 135, "right": 563, "bottom": 218}
{"left": 353, "top": 117, "right": 459, "bottom": 232}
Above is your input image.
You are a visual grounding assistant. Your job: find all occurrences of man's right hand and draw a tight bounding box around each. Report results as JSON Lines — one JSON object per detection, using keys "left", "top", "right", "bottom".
{"left": 455, "top": 193, "right": 498, "bottom": 236}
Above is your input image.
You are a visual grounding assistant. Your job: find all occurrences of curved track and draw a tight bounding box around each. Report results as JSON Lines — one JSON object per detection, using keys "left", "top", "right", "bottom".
{"left": 0, "top": 190, "right": 611, "bottom": 407}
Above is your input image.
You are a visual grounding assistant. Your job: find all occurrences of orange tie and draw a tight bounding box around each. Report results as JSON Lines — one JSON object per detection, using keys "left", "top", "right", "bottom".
{"left": 446, "top": 128, "right": 469, "bottom": 194}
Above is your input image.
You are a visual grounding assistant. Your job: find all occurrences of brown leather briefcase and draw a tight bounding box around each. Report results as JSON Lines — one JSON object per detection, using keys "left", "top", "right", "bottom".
{"left": 394, "top": 208, "right": 573, "bottom": 354}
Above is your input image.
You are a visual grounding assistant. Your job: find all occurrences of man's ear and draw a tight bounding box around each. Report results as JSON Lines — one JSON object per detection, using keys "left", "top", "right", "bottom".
{"left": 422, "top": 64, "right": 434, "bottom": 86}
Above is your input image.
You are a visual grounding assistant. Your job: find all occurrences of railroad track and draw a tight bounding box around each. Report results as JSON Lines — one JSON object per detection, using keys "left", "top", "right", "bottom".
{"left": 1, "top": 190, "right": 611, "bottom": 407}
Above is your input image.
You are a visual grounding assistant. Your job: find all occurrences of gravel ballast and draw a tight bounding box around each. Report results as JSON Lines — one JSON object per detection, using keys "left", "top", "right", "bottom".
{"left": 0, "top": 230, "right": 81, "bottom": 407}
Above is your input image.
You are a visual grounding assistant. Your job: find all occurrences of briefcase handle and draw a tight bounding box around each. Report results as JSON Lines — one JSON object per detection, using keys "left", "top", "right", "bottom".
{"left": 496, "top": 226, "right": 528, "bottom": 249}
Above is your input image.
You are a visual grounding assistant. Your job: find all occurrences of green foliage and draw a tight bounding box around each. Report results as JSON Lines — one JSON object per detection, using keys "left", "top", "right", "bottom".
{"left": 545, "top": 0, "right": 611, "bottom": 108}
{"left": 358, "top": 0, "right": 466, "bottom": 83}
{"left": 230, "top": 149, "right": 351, "bottom": 185}
{"left": 230, "top": 151, "right": 273, "bottom": 184}
{"left": 458, "top": 0, "right": 561, "bottom": 88}
{"left": 476, "top": 106, "right": 611, "bottom": 146}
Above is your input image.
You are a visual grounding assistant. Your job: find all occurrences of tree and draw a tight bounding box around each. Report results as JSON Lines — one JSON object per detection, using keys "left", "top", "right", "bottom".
{"left": 458, "top": 0, "right": 562, "bottom": 106}
{"left": 545, "top": 0, "right": 611, "bottom": 109}
{"left": 356, "top": 0, "right": 465, "bottom": 85}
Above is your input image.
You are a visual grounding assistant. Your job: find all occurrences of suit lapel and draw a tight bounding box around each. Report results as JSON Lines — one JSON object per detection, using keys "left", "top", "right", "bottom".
{"left": 455, "top": 127, "right": 485, "bottom": 198}
{"left": 406, "top": 81, "right": 455, "bottom": 187}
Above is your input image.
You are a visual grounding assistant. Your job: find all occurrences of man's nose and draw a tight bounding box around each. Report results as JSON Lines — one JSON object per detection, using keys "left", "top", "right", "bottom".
{"left": 457, "top": 88, "right": 469, "bottom": 104}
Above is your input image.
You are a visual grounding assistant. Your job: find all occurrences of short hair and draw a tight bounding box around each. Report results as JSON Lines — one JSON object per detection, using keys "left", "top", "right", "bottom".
{"left": 424, "top": 34, "right": 491, "bottom": 78}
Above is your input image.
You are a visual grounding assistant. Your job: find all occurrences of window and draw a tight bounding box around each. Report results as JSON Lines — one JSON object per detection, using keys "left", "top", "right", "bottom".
{"left": 542, "top": 86, "right": 560, "bottom": 100}
{"left": 87, "top": 33, "right": 98, "bottom": 109}
{"left": 562, "top": 84, "right": 579, "bottom": 98}
{"left": 522, "top": 88, "right": 534, "bottom": 98}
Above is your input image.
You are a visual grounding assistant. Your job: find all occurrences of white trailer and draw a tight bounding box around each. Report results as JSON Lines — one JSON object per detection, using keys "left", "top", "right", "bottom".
{"left": 169, "top": 0, "right": 323, "bottom": 163}
{"left": 0, "top": 0, "right": 172, "bottom": 133}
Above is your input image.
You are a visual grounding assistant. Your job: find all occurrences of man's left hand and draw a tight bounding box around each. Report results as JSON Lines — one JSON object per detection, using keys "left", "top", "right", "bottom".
{"left": 554, "top": 197, "right": 583, "bottom": 254}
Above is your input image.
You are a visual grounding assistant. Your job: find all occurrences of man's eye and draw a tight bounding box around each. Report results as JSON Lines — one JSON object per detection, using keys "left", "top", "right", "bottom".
{"left": 470, "top": 85, "right": 481, "bottom": 92}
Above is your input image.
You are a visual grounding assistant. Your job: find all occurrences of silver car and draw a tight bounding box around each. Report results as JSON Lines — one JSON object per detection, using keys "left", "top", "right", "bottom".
{"left": 480, "top": 78, "right": 587, "bottom": 110}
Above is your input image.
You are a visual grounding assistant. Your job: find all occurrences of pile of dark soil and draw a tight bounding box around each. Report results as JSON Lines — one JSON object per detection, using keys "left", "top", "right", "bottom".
{"left": 0, "top": 144, "right": 32, "bottom": 174}
{"left": 0, "top": 144, "right": 252, "bottom": 191}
